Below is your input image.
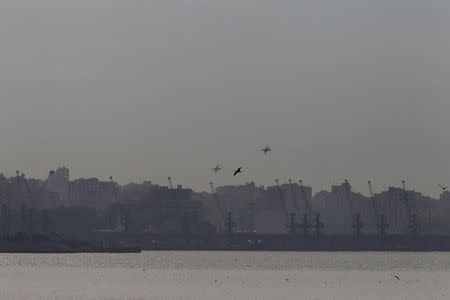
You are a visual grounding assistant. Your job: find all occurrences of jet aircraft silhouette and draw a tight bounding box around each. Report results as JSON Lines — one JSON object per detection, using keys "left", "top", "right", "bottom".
{"left": 213, "top": 164, "right": 221, "bottom": 174}
{"left": 262, "top": 146, "right": 271, "bottom": 155}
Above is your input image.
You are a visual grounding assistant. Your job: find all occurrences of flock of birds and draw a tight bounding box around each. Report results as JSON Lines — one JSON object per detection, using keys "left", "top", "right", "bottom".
{"left": 212, "top": 146, "right": 271, "bottom": 177}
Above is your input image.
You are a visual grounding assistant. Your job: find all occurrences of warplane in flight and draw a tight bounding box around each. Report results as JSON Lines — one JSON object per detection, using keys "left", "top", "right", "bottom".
{"left": 262, "top": 146, "right": 271, "bottom": 155}
{"left": 213, "top": 164, "right": 221, "bottom": 174}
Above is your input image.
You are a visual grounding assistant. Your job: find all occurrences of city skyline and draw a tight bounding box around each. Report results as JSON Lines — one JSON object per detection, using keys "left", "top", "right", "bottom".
{"left": 0, "top": 1, "right": 449, "bottom": 197}
{"left": 1, "top": 1, "right": 449, "bottom": 298}
{"left": 1, "top": 165, "right": 449, "bottom": 200}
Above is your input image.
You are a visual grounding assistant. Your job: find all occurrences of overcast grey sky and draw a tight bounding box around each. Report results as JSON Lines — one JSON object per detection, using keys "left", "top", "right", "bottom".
{"left": 0, "top": 0, "right": 449, "bottom": 196}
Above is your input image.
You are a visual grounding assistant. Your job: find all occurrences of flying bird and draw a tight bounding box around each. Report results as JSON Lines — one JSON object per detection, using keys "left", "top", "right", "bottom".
{"left": 213, "top": 164, "right": 221, "bottom": 174}
{"left": 262, "top": 146, "right": 271, "bottom": 155}
{"left": 439, "top": 184, "right": 448, "bottom": 191}
{"left": 233, "top": 167, "right": 243, "bottom": 176}
{"left": 392, "top": 274, "right": 400, "bottom": 281}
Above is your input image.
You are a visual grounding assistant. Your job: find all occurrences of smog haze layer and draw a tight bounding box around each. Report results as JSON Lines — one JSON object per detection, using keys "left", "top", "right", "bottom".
{"left": 0, "top": 0, "right": 449, "bottom": 197}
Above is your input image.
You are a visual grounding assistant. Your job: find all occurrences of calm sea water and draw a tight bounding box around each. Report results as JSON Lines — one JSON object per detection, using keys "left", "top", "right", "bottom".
{"left": 0, "top": 251, "right": 449, "bottom": 299}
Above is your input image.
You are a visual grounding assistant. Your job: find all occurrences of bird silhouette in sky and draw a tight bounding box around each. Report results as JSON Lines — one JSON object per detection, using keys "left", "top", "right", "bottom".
{"left": 233, "top": 167, "right": 243, "bottom": 176}
{"left": 439, "top": 184, "right": 448, "bottom": 191}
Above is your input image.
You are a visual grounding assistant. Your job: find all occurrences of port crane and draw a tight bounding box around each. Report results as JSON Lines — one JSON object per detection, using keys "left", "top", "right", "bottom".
{"left": 299, "top": 180, "right": 323, "bottom": 236}
{"left": 369, "top": 181, "right": 389, "bottom": 237}
{"left": 210, "top": 182, "right": 226, "bottom": 231}
{"left": 110, "top": 176, "right": 119, "bottom": 202}
{"left": 352, "top": 214, "right": 363, "bottom": 237}
{"left": 278, "top": 179, "right": 301, "bottom": 236}
{"left": 287, "top": 213, "right": 298, "bottom": 237}
{"left": 275, "top": 179, "right": 288, "bottom": 220}
{"left": 0, "top": 203, "right": 8, "bottom": 234}
{"left": 17, "top": 172, "right": 36, "bottom": 234}
{"left": 299, "top": 180, "right": 313, "bottom": 212}
{"left": 248, "top": 184, "right": 257, "bottom": 233}
{"left": 402, "top": 180, "right": 419, "bottom": 236}
{"left": 0, "top": 180, "right": 13, "bottom": 235}
{"left": 298, "top": 213, "right": 311, "bottom": 236}
{"left": 41, "top": 209, "right": 49, "bottom": 233}
{"left": 168, "top": 177, "right": 174, "bottom": 189}
{"left": 344, "top": 180, "right": 363, "bottom": 237}
{"left": 182, "top": 212, "right": 192, "bottom": 236}
{"left": 368, "top": 181, "right": 377, "bottom": 222}
{"left": 313, "top": 213, "right": 324, "bottom": 236}
{"left": 288, "top": 179, "right": 301, "bottom": 214}
{"left": 224, "top": 212, "right": 235, "bottom": 248}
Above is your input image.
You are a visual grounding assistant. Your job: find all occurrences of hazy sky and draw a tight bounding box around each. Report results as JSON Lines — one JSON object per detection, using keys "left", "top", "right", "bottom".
{"left": 0, "top": 1, "right": 449, "bottom": 196}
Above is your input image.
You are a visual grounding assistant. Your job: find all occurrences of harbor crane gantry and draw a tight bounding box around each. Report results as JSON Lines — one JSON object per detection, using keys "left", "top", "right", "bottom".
{"left": 377, "top": 214, "right": 389, "bottom": 237}
{"left": 299, "top": 180, "right": 313, "bottom": 212}
{"left": 288, "top": 179, "right": 301, "bottom": 215}
{"left": 368, "top": 181, "right": 377, "bottom": 221}
{"left": 0, "top": 203, "right": 9, "bottom": 235}
{"left": 275, "top": 179, "right": 289, "bottom": 221}
{"left": 344, "top": 180, "right": 363, "bottom": 237}
{"left": 210, "top": 182, "right": 225, "bottom": 230}
{"left": 17, "top": 172, "right": 35, "bottom": 235}
{"left": 369, "top": 180, "right": 389, "bottom": 237}
{"left": 409, "top": 214, "right": 419, "bottom": 236}
{"left": 224, "top": 211, "right": 236, "bottom": 248}
{"left": 313, "top": 213, "right": 324, "bottom": 237}
{"left": 352, "top": 214, "right": 363, "bottom": 237}
{"left": 299, "top": 180, "right": 323, "bottom": 236}
{"left": 402, "top": 180, "right": 419, "bottom": 236}
{"left": 287, "top": 213, "right": 298, "bottom": 237}
{"left": 110, "top": 176, "right": 119, "bottom": 202}
{"left": 298, "top": 213, "right": 311, "bottom": 237}
{"left": 1, "top": 180, "right": 14, "bottom": 235}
